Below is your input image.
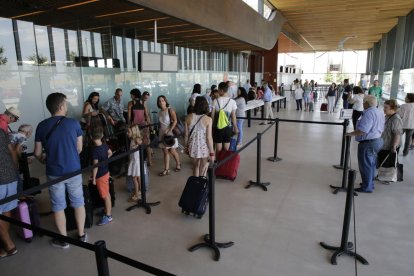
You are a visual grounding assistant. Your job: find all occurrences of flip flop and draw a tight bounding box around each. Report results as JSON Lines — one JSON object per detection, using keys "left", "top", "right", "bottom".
{"left": 0, "top": 247, "right": 18, "bottom": 259}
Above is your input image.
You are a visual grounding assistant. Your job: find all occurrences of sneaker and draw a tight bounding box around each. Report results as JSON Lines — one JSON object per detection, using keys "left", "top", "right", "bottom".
{"left": 50, "top": 238, "right": 69, "bottom": 249}
{"left": 78, "top": 232, "right": 88, "bottom": 242}
{"left": 97, "top": 215, "right": 113, "bottom": 226}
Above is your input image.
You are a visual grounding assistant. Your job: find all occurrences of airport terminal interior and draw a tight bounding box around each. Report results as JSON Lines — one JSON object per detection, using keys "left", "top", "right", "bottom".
{"left": 1, "top": 0, "right": 414, "bottom": 275}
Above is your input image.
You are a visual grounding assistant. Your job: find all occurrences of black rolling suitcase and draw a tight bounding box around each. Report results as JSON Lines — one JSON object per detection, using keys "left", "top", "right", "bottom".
{"left": 178, "top": 176, "right": 209, "bottom": 219}
{"left": 65, "top": 185, "right": 93, "bottom": 230}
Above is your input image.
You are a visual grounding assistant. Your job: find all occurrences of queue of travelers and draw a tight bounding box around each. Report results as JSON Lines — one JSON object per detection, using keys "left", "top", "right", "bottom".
{"left": 1, "top": 80, "right": 413, "bottom": 258}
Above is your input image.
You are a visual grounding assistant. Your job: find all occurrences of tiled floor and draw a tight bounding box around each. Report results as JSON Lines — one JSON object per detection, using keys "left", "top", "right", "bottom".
{"left": 1, "top": 98, "right": 413, "bottom": 276}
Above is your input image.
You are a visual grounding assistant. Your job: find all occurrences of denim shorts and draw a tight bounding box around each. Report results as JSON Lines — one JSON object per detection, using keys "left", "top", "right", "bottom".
{"left": 0, "top": 181, "right": 18, "bottom": 214}
{"left": 47, "top": 174, "right": 84, "bottom": 212}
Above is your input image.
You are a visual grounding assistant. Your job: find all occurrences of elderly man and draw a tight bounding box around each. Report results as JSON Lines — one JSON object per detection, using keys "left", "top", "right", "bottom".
{"left": 0, "top": 107, "right": 20, "bottom": 133}
{"left": 347, "top": 95, "right": 384, "bottom": 193}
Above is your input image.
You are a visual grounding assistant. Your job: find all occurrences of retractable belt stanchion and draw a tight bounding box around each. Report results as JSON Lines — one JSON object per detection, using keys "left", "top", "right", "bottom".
{"left": 95, "top": 240, "right": 110, "bottom": 276}
{"left": 126, "top": 146, "right": 160, "bottom": 214}
{"left": 188, "top": 165, "right": 234, "bottom": 261}
{"left": 267, "top": 118, "right": 282, "bottom": 162}
{"left": 333, "top": 119, "right": 349, "bottom": 170}
{"left": 320, "top": 168, "right": 369, "bottom": 265}
{"left": 330, "top": 132, "right": 356, "bottom": 195}
{"left": 246, "top": 132, "right": 271, "bottom": 191}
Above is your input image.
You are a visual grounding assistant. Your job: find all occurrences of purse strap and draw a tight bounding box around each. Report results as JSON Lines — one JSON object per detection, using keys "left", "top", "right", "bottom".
{"left": 189, "top": 115, "right": 205, "bottom": 138}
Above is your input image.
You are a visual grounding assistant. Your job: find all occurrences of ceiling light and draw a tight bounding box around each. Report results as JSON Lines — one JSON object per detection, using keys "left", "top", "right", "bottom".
{"left": 167, "top": 28, "right": 205, "bottom": 34}
{"left": 125, "top": 17, "right": 169, "bottom": 24}
{"left": 183, "top": 33, "right": 218, "bottom": 38}
{"left": 11, "top": 10, "right": 46, "bottom": 19}
{"left": 95, "top": 8, "right": 144, "bottom": 18}
{"left": 147, "top": 24, "right": 189, "bottom": 30}
{"left": 57, "top": 0, "right": 99, "bottom": 10}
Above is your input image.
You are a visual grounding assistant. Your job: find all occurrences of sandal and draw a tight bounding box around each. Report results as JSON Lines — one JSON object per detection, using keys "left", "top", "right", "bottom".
{"left": 175, "top": 164, "right": 181, "bottom": 172}
{"left": 127, "top": 194, "right": 139, "bottom": 202}
{"left": 0, "top": 247, "right": 18, "bottom": 259}
{"left": 158, "top": 169, "right": 170, "bottom": 176}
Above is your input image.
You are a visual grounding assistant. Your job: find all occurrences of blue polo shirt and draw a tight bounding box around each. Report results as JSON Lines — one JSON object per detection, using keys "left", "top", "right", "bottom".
{"left": 35, "top": 116, "right": 83, "bottom": 176}
{"left": 355, "top": 107, "right": 385, "bottom": 142}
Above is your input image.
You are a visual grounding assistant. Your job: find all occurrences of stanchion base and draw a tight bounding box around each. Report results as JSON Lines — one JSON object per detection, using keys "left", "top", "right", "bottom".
{"left": 320, "top": 241, "right": 369, "bottom": 265}
{"left": 333, "top": 165, "right": 344, "bottom": 170}
{"left": 125, "top": 200, "right": 161, "bottom": 214}
{"left": 188, "top": 234, "right": 234, "bottom": 261}
{"left": 246, "top": 180, "right": 270, "bottom": 191}
{"left": 267, "top": 157, "right": 282, "bottom": 162}
{"left": 330, "top": 185, "right": 358, "bottom": 196}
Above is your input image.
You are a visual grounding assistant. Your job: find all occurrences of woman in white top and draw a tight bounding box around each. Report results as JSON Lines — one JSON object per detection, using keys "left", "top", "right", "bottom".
{"left": 294, "top": 81, "right": 303, "bottom": 111}
{"left": 398, "top": 93, "right": 414, "bottom": 156}
{"left": 348, "top": 86, "right": 365, "bottom": 129}
{"left": 184, "top": 97, "right": 215, "bottom": 177}
{"left": 157, "top": 95, "right": 181, "bottom": 176}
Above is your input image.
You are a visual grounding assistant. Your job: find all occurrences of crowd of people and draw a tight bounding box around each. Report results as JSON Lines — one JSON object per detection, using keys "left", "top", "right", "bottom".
{"left": 0, "top": 79, "right": 413, "bottom": 257}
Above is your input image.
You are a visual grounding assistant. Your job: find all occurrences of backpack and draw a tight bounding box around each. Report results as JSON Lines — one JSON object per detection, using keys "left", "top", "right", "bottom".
{"left": 216, "top": 99, "right": 231, "bottom": 129}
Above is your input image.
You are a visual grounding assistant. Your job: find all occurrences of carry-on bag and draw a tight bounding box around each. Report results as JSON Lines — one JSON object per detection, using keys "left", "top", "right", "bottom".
{"left": 320, "top": 103, "right": 328, "bottom": 112}
{"left": 65, "top": 185, "right": 93, "bottom": 231}
{"left": 14, "top": 199, "right": 40, "bottom": 242}
{"left": 377, "top": 153, "right": 398, "bottom": 182}
{"left": 178, "top": 176, "right": 209, "bottom": 218}
{"left": 215, "top": 150, "right": 240, "bottom": 181}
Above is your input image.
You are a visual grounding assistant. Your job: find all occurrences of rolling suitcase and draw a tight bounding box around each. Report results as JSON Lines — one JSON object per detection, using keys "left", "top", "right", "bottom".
{"left": 14, "top": 199, "right": 40, "bottom": 242}
{"left": 178, "top": 176, "right": 209, "bottom": 219}
{"left": 65, "top": 185, "right": 93, "bottom": 231}
{"left": 320, "top": 103, "right": 328, "bottom": 112}
{"left": 215, "top": 150, "right": 240, "bottom": 181}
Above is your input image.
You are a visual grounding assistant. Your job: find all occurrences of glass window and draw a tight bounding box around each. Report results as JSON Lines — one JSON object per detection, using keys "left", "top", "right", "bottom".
{"left": 0, "top": 18, "right": 17, "bottom": 67}
{"left": 81, "top": 31, "right": 92, "bottom": 57}
{"left": 17, "top": 20, "right": 37, "bottom": 67}
{"left": 243, "top": 0, "right": 258, "bottom": 12}
{"left": 67, "top": 30, "right": 79, "bottom": 60}
{"left": 125, "top": 38, "right": 133, "bottom": 69}
{"left": 113, "top": 36, "right": 124, "bottom": 69}
{"left": 52, "top": 28, "right": 66, "bottom": 65}
{"left": 34, "top": 25, "right": 51, "bottom": 65}
{"left": 93, "top": 32, "right": 103, "bottom": 57}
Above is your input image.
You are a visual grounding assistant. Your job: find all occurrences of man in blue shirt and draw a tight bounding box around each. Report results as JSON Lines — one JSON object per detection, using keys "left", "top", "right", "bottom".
{"left": 260, "top": 82, "right": 274, "bottom": 125}
{"left": 346, "top": 95, "right": 384, "bottom": 193}
{"left": 34, "top": 93, "right": 86, "bottom": 249}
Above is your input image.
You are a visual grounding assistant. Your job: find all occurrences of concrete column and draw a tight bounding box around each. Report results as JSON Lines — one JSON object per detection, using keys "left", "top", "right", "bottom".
{"left": 390, "top": 16, "right": 406, "bottom": 100}
{"left": 377, "top": 34, "right": 387, "bottom": 87}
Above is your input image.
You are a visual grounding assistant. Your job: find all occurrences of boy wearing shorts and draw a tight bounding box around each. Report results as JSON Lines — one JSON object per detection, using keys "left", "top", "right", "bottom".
{"left": 91, "top": 127, "right": 113, "bottom": 226}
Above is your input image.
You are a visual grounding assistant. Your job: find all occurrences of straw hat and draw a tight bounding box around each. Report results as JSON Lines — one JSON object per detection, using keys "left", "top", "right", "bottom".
{"left": 6, "top": 107, "right": 21, "bottom": 119}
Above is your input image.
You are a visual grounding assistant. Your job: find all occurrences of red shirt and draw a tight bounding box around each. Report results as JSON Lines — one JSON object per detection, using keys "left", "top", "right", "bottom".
{"left": 0, "top": 114, "right": 11, "bottom": 133}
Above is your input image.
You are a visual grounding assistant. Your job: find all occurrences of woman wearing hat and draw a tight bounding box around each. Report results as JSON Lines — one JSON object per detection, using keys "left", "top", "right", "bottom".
{"left": 0, "top": 107, "right": 20, "bottom": 133}
{"left": 156, "top": 95, "right": 181, "bottom": 176}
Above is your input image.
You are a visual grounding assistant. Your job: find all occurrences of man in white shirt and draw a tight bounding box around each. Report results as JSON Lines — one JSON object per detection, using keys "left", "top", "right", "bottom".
{"left": 211, "top": 82, "right": 239, "bottom": 152}
{"left": 243, "top": 80, "right": 251, "bottom": 93}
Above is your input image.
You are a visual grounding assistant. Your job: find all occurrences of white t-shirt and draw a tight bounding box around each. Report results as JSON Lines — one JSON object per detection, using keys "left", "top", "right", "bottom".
{"left": 213, "top": 97, "right": 237, "bottom": 121}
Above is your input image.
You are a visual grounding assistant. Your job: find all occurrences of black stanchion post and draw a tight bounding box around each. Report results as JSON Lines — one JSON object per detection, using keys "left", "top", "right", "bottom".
{"left": 95, "top": 240, "right": 110, "bottom": 276}
{"left": 247, "top": 109, "right": 251, "bottom": 128}
{"left": 246, "top": 133, "right": 271, "bottom": 191}
{"left": 188, "top": 165, "right": 234, "bottom": 261}
{"left": 126, "top": 146, "right": 160, "bottom": 214}
{"left": 268, "top": 118, "right": 282, "bottom": 162}
{"left": 330, "top": 135, "right": 355, "bottom": 195}
{"left": 333, "top": 119, "right": 349, "bottom": 169}
{"left": 320, "top": 169, "right": 369, "bottom": 265}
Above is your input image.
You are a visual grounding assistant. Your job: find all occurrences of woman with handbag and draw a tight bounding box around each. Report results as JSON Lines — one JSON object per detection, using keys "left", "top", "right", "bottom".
{"left": 184, "top": 97, "right": 215, "bottom": 177}
{"left": 156, "top": 95, "right": 181, "bottom": 176}
{"left": 377, "top": 99, "right": 403, "bottom": 182}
